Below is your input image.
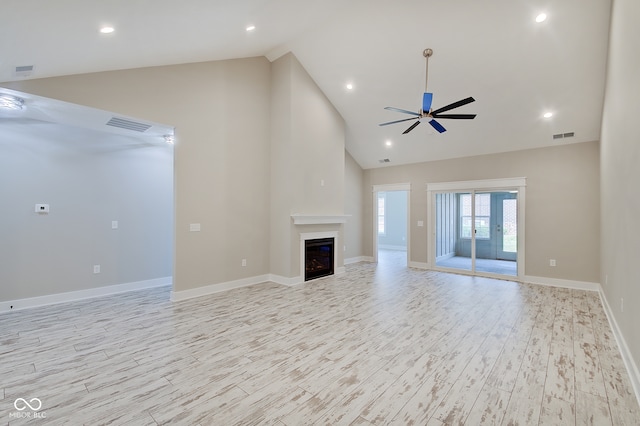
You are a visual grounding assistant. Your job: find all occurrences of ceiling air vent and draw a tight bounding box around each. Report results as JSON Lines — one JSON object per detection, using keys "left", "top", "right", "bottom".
{"left": 563, "top": 132, "right": 575, "bottom": 138}
{"left": 553, "top": 133, "right": 564, "bottom": 140}
{"left": 14, "top": 65, "right": 34, "bottom": 77}
{"left": 379, "top": 158, "right": 391, "bottom": 163}
{"left": 106, "top": 117, "right": 152, "bottom": 132}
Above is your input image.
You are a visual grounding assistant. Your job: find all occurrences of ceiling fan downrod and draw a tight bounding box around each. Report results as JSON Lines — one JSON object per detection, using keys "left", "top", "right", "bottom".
{"left": 423, "top": 48, "right": 433, "bottom": 94}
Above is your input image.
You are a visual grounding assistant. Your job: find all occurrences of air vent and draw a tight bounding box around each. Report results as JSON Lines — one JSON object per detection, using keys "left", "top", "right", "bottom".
{"left": 379, "top": 158, "right": 391, "bottom": 164}
{"left": 14, "top": 65, "right": 34, "bottom": 77}
{"left": 553, "top": 132, "right": 575, "bottom": 140}
{"left": 106, "top": 117, "right": 152, "bottom": 132}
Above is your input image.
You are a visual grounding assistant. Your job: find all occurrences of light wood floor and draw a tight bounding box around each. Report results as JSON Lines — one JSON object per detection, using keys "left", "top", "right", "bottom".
{"left": 1, "top": 252, "right": 639, "bottom": 425}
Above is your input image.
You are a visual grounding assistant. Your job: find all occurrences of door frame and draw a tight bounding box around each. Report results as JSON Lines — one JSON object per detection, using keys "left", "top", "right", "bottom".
{"left": 372, "top": 183, "right": 411, "bottom": 264}
{"left": 426, "top": 177, "right": 526, "bottom": 279}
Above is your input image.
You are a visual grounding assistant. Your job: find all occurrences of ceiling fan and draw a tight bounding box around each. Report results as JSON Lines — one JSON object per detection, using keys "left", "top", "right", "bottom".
{"left": 379, "top": 48, "right": 476, "bottom": 134}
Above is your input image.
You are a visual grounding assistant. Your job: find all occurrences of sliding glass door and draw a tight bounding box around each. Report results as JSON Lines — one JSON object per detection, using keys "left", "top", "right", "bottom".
{"left": 434, "top": 190, "right": 518, "bottom": 277}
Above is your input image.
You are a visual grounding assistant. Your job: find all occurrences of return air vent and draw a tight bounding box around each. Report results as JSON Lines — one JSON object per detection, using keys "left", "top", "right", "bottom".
{"left": 14, "top": 65, "right": 34, "bottom": 77}
{"left": 552, "top": 132, "right": 575, "bottom": 140}
{"left": 379, "top": 158, "right": 391, "bottom": 164}
{"left": 106, "top": 117, "right": 152, "bottom": 132}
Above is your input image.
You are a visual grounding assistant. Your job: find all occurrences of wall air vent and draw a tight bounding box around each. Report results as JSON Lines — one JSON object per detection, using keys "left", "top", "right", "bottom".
{"left": 106, "top": 117, "right": 152, "bottom": 132}
{"left": 379, "top": 158, "right": 391, "bottom": 163}
{"left": 14, "top": 65, "right": 34, "bottom": 77}
{"left": 553, "top": 132, "right": 575, "bottom": 140}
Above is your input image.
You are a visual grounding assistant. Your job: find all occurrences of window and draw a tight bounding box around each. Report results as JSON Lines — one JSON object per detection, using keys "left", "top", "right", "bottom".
{"left": 460, "top": 193, "right": 490, "bottom": 239}
{"left": 377, "top": 193, "right": 386, "bottom": 235}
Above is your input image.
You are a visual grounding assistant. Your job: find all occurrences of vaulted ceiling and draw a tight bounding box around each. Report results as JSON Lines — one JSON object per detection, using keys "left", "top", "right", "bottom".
{"left": 0, "top": 0, "right": 611, "bottom": 169}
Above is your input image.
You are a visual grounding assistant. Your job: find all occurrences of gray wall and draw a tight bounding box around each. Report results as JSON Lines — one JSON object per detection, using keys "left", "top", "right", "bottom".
{"left": 377, "top": 191, "right": 407, "bottom": 250}
{"left": 600, "top": 0, "right": 640, "bottom": 377}
{"left": 0, "top": 121, "right": 173, "bottom": 301}
{"left": 363, "top": 141, "right": 600, "bottom": 283}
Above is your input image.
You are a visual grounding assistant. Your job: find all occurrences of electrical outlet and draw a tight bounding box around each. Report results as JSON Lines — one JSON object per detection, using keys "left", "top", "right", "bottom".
{"left": 93, "top": 265, "right": 101, "bottom": 274}
{"left": 549, "top": 259, "right": 556, "bottom": 267}
{"left": 242, "top": 259, "right": 247, "bottom": 267}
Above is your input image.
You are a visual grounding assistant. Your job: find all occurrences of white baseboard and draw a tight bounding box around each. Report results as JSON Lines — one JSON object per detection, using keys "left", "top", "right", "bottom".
{"left": 345, "top": 256, "right": 369, "bottom": 265}
{"left": 409, "top": 261, "right": 429, "bottom": 269}
{"left": 170, "top": 274, "right": 270, "bottom": 302}
{"left": 522, "top": 275, "right": 601, "bottom": 292}
{"left": 0, "top": 277, "right": 172, "bottom": 312}
{"left": 269, "top": 274, "right": 303, "bottom": 287}
{"left": 379, "top": 244, "right": 408, "bottom": 251}
{"left": 598, "top": 289, "right": 640, "bottom": 406}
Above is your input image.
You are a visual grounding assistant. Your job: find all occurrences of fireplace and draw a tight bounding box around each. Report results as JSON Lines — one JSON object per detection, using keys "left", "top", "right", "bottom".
{"left": 305, "top": 237, "right": 334, "bottom": 281}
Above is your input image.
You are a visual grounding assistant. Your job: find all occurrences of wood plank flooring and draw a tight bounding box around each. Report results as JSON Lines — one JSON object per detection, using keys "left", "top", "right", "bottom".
{"left": 1, "top": 250, "right": 639, "bottom": 425}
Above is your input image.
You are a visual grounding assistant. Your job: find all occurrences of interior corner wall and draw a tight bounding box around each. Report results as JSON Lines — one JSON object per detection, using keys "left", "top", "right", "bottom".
{"left": 2, "top": 57, "right": 272, "bottom": 293}
{"left": 269, "top": 53, "right": 346, "bottom": 278}
{"left": 363, "top": 141, "right": 600, "bottom": 283}
{"left": 600, "top": 0, "right": 640, "bottom": 378}
{"left": 344, "top": 151, "right": 364, "bottom": 260}
{"left": 0, "top": 122, "right": 173, "bottom": 301}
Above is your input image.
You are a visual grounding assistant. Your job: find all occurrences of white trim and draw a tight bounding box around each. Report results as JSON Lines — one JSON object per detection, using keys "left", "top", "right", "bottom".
{"left": 291, "top": 214, "right": 350, "bottom": 225}
{"left": 426, "top": 177, "right": 527, "bottom": 192}
{"left": 379, "top": 244, "right": 408, "bottom": 251}
{"left": 372, "top": 183, "right": 411, "bottom": 266}
{"left": 372, "top": 183, "right": 411, "bottom": 192}
{"left": 1, "top": 277, "right": 172, "bottom": 312}
{"left": 170, "top": 275, "right": 270, "bottom": 302}
{"left": 427, "top": 177, "right": 526, "bottom": 280}
{"left": 522, "top": 275, "right": 601, "bottom": 292}
{"left": 268, "top": 274, "right": 302, "bottom": 287}
{"left": 598, "top": 289, "right": 640, "bottom": 405}
{"left": 409, "top": 261, "right": 429, "bottom": 269}
{"left": 345, "top": 256, "right": 369, "bottom": 265}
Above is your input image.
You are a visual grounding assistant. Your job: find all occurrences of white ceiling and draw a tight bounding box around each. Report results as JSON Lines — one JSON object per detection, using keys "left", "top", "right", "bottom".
{"left": 0, "top": 0, "right": 612, "bottom": 169}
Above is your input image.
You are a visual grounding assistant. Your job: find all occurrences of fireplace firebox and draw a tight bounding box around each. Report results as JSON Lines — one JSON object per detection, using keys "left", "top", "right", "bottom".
{"left": 305, "top": 238, "right": 334, "bottom": 281}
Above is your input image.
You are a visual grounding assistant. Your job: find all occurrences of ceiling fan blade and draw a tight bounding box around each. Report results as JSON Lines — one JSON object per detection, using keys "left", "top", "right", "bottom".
{"left": 379, "top": 117, "right": 419, "bottom": 126}
{"left": 430, "top": 113, "right": 477, "bottom": 120}
{"left": 384, "top": 106, "right": 421, "bottom": 116}
{"left": 422, "top": 92, "right": 433, "bottom": 112}
{"left": 431, "top": 97, "right": 475, "bottom": 115}
{"left": 402, "top": 121, "right": 421, "bottom": 134}
{"left": 429, "top": 119, "right": 447, "bottom": 133}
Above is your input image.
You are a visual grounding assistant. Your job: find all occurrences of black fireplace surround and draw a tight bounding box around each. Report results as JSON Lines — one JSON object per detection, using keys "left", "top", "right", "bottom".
{"left": 305, "top": 238, "right": 334, "bottom": 281}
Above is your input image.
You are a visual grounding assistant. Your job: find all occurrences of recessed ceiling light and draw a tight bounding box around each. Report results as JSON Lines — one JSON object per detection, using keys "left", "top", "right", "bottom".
{"left": 0, "top": 93, "right": 24, "bottom": 110}
{"left": 535, "top": 13, "right": 547, "bottom": 23}
{"left": 246, "top": 25, "right": 256, "bottom": 32}
{"left": 346, "top": 83, "right": 354, "bottom": 90}
{"left": 543, "top": 112, "right": 553, "bottom": 118}
{"left": 385, "top": 140, "right": 392, "bottom": 147}
{"left": 100, "top": 26, "right": 115, "bottom": 34}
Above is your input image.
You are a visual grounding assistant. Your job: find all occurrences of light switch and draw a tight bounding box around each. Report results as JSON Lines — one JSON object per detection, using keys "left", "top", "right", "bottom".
{"left": 112, "top": 221, "right": 118, "bottom": 229}
{"left": 417, "top": 220, "right": 424, "bottom": 227}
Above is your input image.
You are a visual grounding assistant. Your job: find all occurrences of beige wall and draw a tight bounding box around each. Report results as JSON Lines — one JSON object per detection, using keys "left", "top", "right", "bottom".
{"left": 601, "top": 0, "right": 640, "bottom": 377}
{"left": 363, "top": 141, "right": 600, "bottom": 283}
{"left": 344, "top": 151, "right": 364, "bottom": 260}
{"left": 270, "top": 53, "right": 346, "bottom": 278}
{"left": 3, "top": 57, "right": 273, "bottom": 292}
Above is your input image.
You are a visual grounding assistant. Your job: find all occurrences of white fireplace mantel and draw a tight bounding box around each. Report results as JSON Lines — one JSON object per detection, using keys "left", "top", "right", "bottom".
{"left": 291, "top": 214, "right": 350, "bottom": 225}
